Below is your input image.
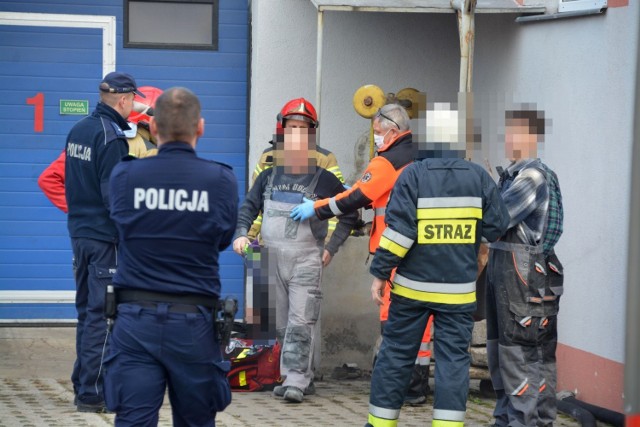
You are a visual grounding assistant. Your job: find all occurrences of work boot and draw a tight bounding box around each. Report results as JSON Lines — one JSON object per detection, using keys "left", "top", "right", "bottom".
{"left": 274, "top": 382, "right": 315, "bottom": 397}
{"left": 77, "top": 400, "right": 110, "bottom": 413}
{"left": 404, "top": 364, "right": 430, "bottom": 406}
{"left": 283, "top": 386, "right": 304, "bottom": 403}
{"left": 304, "top": 381, "right": 316, "bottom": 395}
{"left": 273, "top": 385, "right": 287, "bottom": 397}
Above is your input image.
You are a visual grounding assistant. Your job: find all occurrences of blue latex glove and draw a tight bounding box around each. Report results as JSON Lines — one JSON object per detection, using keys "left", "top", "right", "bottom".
{"left": 343, "top": 184, "right": 351, "bottom": 190}
{"left": 290, "top": 197, "right": 316, "bottom": 221}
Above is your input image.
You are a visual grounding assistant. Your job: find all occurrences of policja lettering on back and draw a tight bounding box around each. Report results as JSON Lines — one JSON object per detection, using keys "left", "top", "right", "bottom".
{"left": 67, "top": 143, "right": 92, "bottom": 161}
{"left": 133, "top": 187, "right": 209, "bottom": 212}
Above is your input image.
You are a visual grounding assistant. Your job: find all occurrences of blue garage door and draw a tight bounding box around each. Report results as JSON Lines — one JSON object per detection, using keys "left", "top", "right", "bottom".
{"left": 0, "top": 21, "right": 104, "bottom": 322}
{"left": 0, "top": 1, "right": 249, "bottom": 323}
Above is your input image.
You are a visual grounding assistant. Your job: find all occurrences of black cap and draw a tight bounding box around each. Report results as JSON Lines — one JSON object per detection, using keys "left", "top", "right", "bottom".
{"left": 99, "top": 72, "right": 145, "bottom": 97}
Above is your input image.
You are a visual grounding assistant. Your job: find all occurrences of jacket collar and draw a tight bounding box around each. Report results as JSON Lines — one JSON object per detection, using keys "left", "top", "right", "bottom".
{"left": 96, "top": 102, "right": 131, "bottom": 131}
{"left": 158, "top": 141, "right": 196, "bottom": 155}
{"left": 378, "top": 130, "right": 412, "bottom": 154}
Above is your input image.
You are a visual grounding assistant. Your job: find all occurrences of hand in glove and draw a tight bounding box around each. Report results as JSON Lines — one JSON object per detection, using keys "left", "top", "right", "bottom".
{"left": 290, "top": 197, "right": 316, "bottom": 221}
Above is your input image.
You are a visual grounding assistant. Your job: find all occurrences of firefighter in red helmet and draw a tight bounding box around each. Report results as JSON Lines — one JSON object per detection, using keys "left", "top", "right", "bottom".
{"left": 125, "top": 86, "right": 164, "bottom": 158}
{"left": 248, "top": 98, "right": 346, "bottom": 244}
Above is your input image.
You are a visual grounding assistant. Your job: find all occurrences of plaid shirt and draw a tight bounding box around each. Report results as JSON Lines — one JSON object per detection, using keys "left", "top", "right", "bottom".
{"left": 499, "top": 158, "right": 563, "bottom": 255}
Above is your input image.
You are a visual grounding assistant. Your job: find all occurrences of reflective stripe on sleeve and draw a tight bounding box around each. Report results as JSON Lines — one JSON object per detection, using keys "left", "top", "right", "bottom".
{"left": 378, "top": 228, "right": 414, "bottom": 258}
{"left": 327, "top": 166, "right": 344, "bottom": 182}
{"left": 374, "top": 207, "right": 386, "bottom": 216}
{"left": 328, "top": 197, "right": 343, "bottom": 216}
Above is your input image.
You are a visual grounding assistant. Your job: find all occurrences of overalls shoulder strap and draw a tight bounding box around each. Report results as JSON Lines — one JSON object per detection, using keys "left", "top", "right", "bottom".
{"left": 302, "top": 167, "right": 323, "bottom": 200}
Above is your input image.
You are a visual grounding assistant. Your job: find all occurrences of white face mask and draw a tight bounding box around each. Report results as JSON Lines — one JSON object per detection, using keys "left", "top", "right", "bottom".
{"left": 374, "top": 129, "right": 391, "bottom": 150}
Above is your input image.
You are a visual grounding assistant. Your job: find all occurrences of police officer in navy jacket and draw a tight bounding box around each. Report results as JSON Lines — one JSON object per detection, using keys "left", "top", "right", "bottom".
{"left": 104, "top": 87, "right": 238, "bottom": 426}
{"left": 65, "top": 71, "right": 142, "bottom": 412}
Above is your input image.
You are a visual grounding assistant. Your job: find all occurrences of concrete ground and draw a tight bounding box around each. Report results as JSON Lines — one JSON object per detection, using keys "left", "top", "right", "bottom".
{"left": 0, "top": 327, "right": 585, "bottom": 427}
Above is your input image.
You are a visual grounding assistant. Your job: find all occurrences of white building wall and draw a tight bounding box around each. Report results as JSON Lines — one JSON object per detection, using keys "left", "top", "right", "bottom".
{"left": 250, "top": 0, "right": 460, "bottom": 184}
{"left": 473, "top": 6, "right": 638, "bottom": 364}
{"left": 250, "top": 0, "right": 638, "bottom": 371}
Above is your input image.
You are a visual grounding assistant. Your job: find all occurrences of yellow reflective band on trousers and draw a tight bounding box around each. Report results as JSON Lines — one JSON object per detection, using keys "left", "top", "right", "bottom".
{"left": 239, "top": 371, "right": 247, "bottom": 386}
{"left": 379, "top": 235, "right": 409, "bottom": 258}
{"left": 328, "top": 218, "right": 338, "bottom": 230}
{"left": 391, "top": 282, "right": 476, "bottom": 304}
{"left": 368, "top": 404, "right": 400, "bottom": 427}
{"left": 432, "top": 420, "right": 464, "bottom": 427}
{"left": 433, "top": 408, "right": 466, "bottom": 427}
{"left": 368, "top": 414, "right": 398, "bottom": 427}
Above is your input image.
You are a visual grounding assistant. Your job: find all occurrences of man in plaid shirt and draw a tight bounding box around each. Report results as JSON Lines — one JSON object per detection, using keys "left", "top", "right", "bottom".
{"left": 486, "top": 108, "right": 564, "bottom": 427}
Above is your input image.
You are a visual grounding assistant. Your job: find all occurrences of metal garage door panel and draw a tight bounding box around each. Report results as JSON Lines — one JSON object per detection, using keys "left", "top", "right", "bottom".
{"left": 0, "top": 23, "right": 102, "bottom": 322}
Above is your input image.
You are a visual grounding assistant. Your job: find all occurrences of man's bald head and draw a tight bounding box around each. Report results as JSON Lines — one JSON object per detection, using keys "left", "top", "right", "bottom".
{"left": 151, "top": 87, "right": 203, "bottom": 146}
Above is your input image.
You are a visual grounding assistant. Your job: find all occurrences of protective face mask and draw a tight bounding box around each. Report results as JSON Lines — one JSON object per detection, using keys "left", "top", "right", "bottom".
{"left": 374, "top": 130, "right": 390, "bottom": 150}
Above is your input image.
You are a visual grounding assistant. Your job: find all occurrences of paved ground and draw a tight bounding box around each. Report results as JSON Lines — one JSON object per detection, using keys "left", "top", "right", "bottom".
{"left": 0, "top": 327, "right": 585, "bottom": 427}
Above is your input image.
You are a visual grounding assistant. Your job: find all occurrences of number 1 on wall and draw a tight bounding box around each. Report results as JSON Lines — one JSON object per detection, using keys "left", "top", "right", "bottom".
{"left": 26, "top": 92, "right": 44, "bottom": 133}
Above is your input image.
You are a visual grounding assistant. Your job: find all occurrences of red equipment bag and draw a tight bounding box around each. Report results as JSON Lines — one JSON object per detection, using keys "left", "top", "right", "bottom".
{"left": 226, "top": 339, "right": 282, "bottom": 392}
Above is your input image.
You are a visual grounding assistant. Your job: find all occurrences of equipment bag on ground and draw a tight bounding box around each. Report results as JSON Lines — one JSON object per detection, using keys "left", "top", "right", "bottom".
{"left": 225, "top": 339, "right": 282, "bottom": 392}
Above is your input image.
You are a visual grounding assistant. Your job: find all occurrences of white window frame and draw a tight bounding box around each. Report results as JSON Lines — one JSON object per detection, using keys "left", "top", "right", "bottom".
{"left": 0, "top": 12, "right": 116, "bottom": 77}
{"left": 0, "top": 12, "right": 115, "bottom": 314}
{"left": 558, "top": 0, "right": 607, "bottom": 13}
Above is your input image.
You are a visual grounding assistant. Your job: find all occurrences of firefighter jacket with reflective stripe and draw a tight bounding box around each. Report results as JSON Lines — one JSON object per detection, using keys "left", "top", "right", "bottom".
{"left": 313, "top": 132, "right": 414, "bottom": 254}
{"left": 248, "top": 144, "right": 344, "bottom": 241}
{"left": 370, "top": 158, "right": 509, "bottom": 309}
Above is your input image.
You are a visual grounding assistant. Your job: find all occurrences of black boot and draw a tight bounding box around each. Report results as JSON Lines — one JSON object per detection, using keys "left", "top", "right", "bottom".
{"left": 404, "top": 364, "right": 430, "bottom": 405}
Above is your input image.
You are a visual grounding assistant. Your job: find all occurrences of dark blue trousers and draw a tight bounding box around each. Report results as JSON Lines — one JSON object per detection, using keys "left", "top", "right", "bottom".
{"left": 103, "top": 303, "right": 232, "bottom": 427}
{"left": 368, "top": 294, "right": 474, "bottom": 426}
{"left": 70, "top": 237, "right": 116, "bottom": 404}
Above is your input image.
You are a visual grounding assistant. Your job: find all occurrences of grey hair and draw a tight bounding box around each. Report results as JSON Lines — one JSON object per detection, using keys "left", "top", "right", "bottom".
{"left": 376, "top": 103, "right": 410, "bottom": 131}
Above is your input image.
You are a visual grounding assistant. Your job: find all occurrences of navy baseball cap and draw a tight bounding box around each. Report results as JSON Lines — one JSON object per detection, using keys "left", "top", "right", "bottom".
{"left": 99, "top": 72, "right": 145, "bottom": 97}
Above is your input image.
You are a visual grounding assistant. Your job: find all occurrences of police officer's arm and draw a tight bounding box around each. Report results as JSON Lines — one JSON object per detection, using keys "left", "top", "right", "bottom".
{"left": 233, "top": 170, "right": 268, "bottom": 254}
{"left": 479, "top": 168, "right": 510, "bottom": 242}
{"left": 323, "top": 172, "right": 358, "bottom": 257}
{"left": 369, "top": 164, "right": 419, "bottom": 281}
{"left": 38, "top": 151, "right": 68, "bottom": 213}
{"left": 108, "top": 161, "right": 130, "bottom": 224}
{"left": 313, "top": 157, "right": 395, "bottom": 220}
{"left": 98, "top": 137, "right": 129, "bottom": 211}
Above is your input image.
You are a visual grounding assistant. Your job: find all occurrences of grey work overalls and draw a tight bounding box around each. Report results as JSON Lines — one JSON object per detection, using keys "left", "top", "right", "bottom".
{"left": 259, "top": 170, "right": 325, "bottom": 391}
{"left": 486, "top": 231, "right": 564, "bottom": 427}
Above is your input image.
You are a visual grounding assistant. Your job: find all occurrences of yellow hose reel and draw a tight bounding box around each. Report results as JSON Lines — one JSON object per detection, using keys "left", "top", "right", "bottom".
{"left": 396, "top": 87, "right": 426, "bottom": 120}
{"left": 352, "top": 85, "right": 386, "bottom": 119}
